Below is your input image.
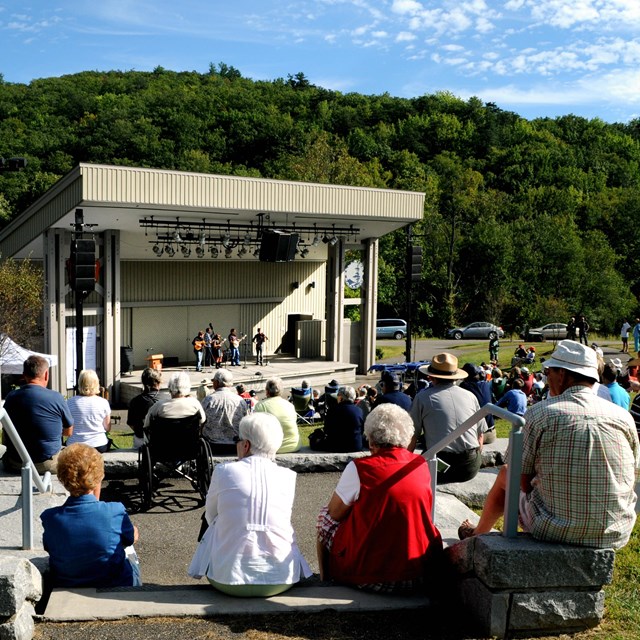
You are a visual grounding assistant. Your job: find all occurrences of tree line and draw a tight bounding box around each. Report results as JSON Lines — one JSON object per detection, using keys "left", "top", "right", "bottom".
{"left": 0, "top": 63, "right": 639, "bottom": 337}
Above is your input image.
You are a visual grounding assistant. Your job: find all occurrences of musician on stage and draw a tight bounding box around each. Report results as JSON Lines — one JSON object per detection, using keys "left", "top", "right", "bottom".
{"left": 192, "top": 330, "right": 205, "bottom": 373}
{"left": 204, "top": 327, "right": 214, "bottom": 369}
{"left": 252, "top": 328, "right": 268, "bottom": 366}
{"left": 228, "top": 329, "right": 243, "bottom": 367}
{"left": 212, "top": 333, "right": 224, "bottom": 369}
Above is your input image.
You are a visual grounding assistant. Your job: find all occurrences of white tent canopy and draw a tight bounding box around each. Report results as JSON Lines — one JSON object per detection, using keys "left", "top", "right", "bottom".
{"left": 0, "top": 335, "right": 58, "bottom": 375}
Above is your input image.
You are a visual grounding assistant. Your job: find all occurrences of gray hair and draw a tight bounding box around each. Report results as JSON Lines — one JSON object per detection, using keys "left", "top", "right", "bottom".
{"left": 265, "top": 377, "right": 283, "bottom": 397}
{"left": 338, "top": 386, "right": 356, "bottom": 403}
{"left": 238, "top": 413, "right": 283, "bottom": 459}
{"left": 213, "top": 369, "right": 233, "bottom": 387}
{"left": 141, "top": 367, "right": 162, "bottom": 389}
{"left": 167, "top": 371, "right": 191, "bottom": 398}
{"left": 364, "top": 404, "right": 414, "bottom": 449}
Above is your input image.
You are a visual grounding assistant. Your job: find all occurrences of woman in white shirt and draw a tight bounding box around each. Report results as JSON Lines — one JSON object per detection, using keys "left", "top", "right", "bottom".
{"left": 66, "top": 369, "right": 111, "bottom": 452}
{"left": 189, "top": 412, "right": 311, "bottom": 596}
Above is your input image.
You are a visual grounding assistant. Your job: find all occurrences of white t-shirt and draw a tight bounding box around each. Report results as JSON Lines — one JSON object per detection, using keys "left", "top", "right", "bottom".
{"left": 66, "top": 395, "right": 110, "bottom": 448}
{"left": 335, "top": 461, "right": 361, "bottom": 506}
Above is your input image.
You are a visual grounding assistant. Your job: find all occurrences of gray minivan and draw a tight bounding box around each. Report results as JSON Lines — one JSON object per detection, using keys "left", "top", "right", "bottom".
{"left": 376, "top": 318, "right": 407, "bottom": 340}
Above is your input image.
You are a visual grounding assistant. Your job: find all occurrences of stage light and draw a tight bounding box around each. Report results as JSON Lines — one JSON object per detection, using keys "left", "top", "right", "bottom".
{"left": 311, "top": 235, "right": 321, "bottom": 247}
{"left": 238, "top": 246, "right": 247, "bottom": 257}
{"left": 198, "top": 232, "right": 206, "bottom": 248}
{"left": 173, "top": 229, "right": 182, "bottom": 243}
{"left": 195, "top": 246, "right": 205, "bottom": 258}
{"left": 225, "top": 247, "right": 233, "bottom": 258}
{"left": 300, "top": 247, "right": 309, "bottom": 258}
{"left": 210, "top": 246, "right": 219, "bottom": 258}
{"left": 222, "top": 232, "right": 232, "bottom": 249}
{"left": 181, "top": 244, "right": 191, "bottom": 257}
{"left": 165, "top": 245, "right": 176, "bottom": 257}
{"left": 252, "top": 247, "right": 260, "bottom": 258}
{"left": 329, "top": 236, "right": 338, "bottom": 246}
{"left": 152, "top": 244, "right": 163, "bottom": 256}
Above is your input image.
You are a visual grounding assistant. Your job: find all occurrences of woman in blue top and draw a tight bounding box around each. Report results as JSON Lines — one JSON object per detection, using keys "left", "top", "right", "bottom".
{"left": 41, "top": 444, "right": 141, "bottom": 587}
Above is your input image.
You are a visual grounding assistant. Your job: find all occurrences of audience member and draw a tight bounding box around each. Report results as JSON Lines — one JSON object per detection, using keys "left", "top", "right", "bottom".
{"left": 66, "top": 369, "right": 111, "bottom": 452}
{"left": 374, "top": 371, "right": 411, "bottom": 411}
{"left": 41, "top": 444, "right": 140, "bottom": 587}
{"left": 254, "top": 377, "right": 300, "bottom": 453}
{"left": 1, "top": 356, "right": 73, "bottom": 474}
{"left": 458, "top": 341, "right": 639, "bottom": 549}
{"left": 602, "top": 363, "right": 630, "bottom": 410}
{"left": 189, "top": 413, "right": 311, "bottom": 595}
{"left": 310, "top": 386, "right": 364, "bottom": 452}
{"left": 127, "top": 368, "right": 162, "bottom": 449}
{"left": 496, "top": 378, "right": 527, "bottom": 417}
{"left": 316, "top": 404, "right": 442, "bottom": 592}
{"left": 409, "top": 353, "right": 487, "bottom": 484}
{"left": 144, "top": 371, "right": 205, "bottom": 429}
{"left": 460, "top": 364, "right": 496, "bottom": 444}
{"left": 201, "top": 370, "right": 249, "bottom": 453}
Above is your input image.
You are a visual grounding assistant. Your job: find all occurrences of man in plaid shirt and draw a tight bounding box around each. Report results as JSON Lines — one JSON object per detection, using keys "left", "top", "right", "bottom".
{"left": 459, "top": 340, "right": 640, "bottom": 549}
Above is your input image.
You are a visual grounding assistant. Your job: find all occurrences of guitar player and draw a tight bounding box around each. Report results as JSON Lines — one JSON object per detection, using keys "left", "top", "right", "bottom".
{"left": 192, "top": 330, "right": 206, "bottom": 372}
{"left": 227, "top": 328, "right": 246, "bottom": 366}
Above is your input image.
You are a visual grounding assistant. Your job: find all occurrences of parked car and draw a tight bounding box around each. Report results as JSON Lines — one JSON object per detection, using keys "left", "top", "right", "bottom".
{"left": 446, "top": 322, "right": 504, "bottom": 340}
{"left": 521, "top": 323, "right": 568, "bottom": 342}
{"left": 376, "top": 318, "right": 407, "bottom": 340}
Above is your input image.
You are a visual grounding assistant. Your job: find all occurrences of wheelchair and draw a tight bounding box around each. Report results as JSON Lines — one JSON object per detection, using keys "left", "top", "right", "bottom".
{"left": 138, "top": 412, "right": 213, "bottom": 510}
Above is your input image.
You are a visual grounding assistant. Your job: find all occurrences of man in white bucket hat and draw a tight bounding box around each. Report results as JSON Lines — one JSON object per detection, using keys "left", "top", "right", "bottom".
{"left": 458, "top": 340, "right": 640, "bottom": 549}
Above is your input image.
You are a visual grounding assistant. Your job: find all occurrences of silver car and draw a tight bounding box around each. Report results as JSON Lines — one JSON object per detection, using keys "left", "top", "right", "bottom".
{"left": 522, "top": 323, "right": 568, "bottom": 342}
{"left": 447, "top": 322, "right": 504, "bottom": 340}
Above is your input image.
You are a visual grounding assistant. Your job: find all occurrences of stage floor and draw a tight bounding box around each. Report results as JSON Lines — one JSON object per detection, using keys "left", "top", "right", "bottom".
{"left": 117, "top": 354, "right": 358, "bottom": 406}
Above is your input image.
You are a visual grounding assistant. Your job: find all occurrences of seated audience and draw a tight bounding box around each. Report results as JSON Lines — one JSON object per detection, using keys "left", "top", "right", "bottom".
{"left": 496, "top": 377, "right": 527, "bottom": 417}
{"left": 2, "top": 355, "right": 73, "bottom": 474}
{"left": 66, "top": 369, "right": 111, "bottom": 453}
{"left": 316, "top": 404, "right": 442, "bottom": 592}
{"left": 127, "top": 368, "right": 162, "bottom": 449}
{"left": 460, "top": 363, "right": 496, "bottom": 444}
{"left": 374, "top": 371, "right": 411, "bottom": 411}
{"left": 520, "top": 367, "right": 534, "bottom": 396}
{"left": 144, "top": 371, "right": 205, "bottom": 429}
{"left": 254, "top": 377, "right": 300, "bottom": 453}
{"left": 200, "top": 370, "right": 248, "bottom": 454}
{"left": 602, "top": 363, "right": 630, "bottom": 410}
{"left": 410, "top": 353, "right": 487, "bottom": 484}
{"left": 491, "top": 368, "right": 507, "bottom": 401}
{"left": 189, "top": 413, "right": 311, "bottom": 595}
{"left": 459, "top": 341, "right": 639, "bottom": 549}
{"left": 41, "top": 444, "right": 140, "bottom": 587}
{"left": 309, "top": 386, "right": 365, "bottom": 452}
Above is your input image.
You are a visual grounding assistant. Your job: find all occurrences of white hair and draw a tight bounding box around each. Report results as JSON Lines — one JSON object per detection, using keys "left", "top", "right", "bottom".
{"left": 213, "top": 369, "right": 233, "bottom": 387}
{"left": 238, "top": 413, "right": 283, "bottom": 459}
{"left": 364, "top": 404, "right": 414, "bottom": 449}
{"left": 167, "top": 371, "right": 191, "bottom": 398}
{"left": 338, "top": 386, "right": 356, "bottom": 402}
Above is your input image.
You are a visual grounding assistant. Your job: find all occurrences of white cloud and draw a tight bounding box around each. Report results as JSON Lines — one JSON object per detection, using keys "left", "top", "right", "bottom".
{"left": 396, "top": 31, "right": 416, "bottom": 41}
{"left": 442, "top": 44, "right": 465, "bottom": 52}
{"left": 391, "top": 0, "right": 424, "bottom": 15}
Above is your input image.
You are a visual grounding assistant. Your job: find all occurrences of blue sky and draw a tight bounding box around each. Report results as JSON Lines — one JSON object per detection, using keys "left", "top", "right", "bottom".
{"left": 1, "top": 0, "right": 639, "bottom": 123}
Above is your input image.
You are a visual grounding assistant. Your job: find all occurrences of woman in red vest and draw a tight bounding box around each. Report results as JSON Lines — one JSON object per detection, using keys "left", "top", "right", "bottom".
{"left": 316, "top": 404, "right": 442, "bottom": 593}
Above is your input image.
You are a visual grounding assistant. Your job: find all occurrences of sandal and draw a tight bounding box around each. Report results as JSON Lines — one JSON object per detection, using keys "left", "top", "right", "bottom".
{"left": 457, "top": 519, "right": 476, "bottom": 540}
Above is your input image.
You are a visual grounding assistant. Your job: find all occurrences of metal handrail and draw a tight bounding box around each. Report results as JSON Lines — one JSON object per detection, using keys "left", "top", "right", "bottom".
{"left": 422, "top": 403, "right": 525, "bottom": 538}
{"left": 0, "top": 407, "right": 53, "bottom": 549}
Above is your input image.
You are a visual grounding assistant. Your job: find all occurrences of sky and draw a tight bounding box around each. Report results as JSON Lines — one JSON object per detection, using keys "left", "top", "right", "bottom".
{"left": 1, "top": 0, "right": 640, "bottom": 123}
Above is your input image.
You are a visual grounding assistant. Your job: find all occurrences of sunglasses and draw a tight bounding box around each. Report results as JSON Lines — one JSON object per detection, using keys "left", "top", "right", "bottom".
{"left": 233, "top": 436, "right": 245, "bottom": 443}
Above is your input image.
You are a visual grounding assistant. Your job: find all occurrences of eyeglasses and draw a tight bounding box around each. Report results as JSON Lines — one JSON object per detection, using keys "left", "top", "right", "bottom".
{"left": 233, "top": 436, "right": 244, "bottom": 443}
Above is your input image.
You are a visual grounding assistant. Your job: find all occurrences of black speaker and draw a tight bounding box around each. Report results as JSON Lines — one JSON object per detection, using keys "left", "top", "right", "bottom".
{"left": 259, "top": 230, "right": 299, "bottom": 262}
{"left": 70, "top": 238, "right": 96, "bottom": 293}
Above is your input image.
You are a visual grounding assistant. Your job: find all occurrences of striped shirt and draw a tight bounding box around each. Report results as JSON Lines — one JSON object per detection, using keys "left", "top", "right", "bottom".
{"left": 522, "top": 385, "right": 640, "bottom": 549}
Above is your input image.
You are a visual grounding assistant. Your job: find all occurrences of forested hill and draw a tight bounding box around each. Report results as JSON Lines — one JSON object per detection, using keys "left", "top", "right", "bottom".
{"left": 1, "top": 65, "right": 639, "bottom": 335}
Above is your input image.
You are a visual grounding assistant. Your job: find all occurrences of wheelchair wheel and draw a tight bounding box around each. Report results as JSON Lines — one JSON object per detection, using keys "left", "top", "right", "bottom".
{"left": 139, "top": 445, "right": 154, "bottom": 511}
{"left": 196, "top": 438, "right": 213, "bottom": 500}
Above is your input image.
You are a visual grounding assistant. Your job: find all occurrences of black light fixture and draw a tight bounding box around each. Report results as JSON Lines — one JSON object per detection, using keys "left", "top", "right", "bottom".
{"left": 210, "top": 246, "right": 219, "bottom": 258}
{"left": 224, "top": 247, "right": 233, "bottom": 259}
{"left": 152, "top": 244, "right": 163, "bottom": 256}
{"left": 300, "top": 247, "right": 309, "bottom": 258}
{"left": 165, "top": 244, "right": 176, "bottom": 257}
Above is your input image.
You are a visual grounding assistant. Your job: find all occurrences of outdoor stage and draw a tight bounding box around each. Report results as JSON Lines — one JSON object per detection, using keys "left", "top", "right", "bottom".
{"left": 118, "top": 354, "right": 358, "bottom": 406}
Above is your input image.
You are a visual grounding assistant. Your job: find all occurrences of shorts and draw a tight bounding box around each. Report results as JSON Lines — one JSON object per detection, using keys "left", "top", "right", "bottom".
{"left": 518, "top": 491, "right": 534, "bottom": 533}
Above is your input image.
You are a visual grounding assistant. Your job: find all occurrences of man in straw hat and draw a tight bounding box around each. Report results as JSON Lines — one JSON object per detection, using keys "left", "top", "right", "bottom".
{"left": 409, "top": 352, "right": 488, "bottom": 484}
{"left": 458, "top": 340, "right": 639, "bottom": 549}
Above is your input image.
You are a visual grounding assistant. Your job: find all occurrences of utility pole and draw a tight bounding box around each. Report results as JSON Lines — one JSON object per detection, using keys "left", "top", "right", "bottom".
{"left": 405, "top": 225, "right": 423, "bottom": 363}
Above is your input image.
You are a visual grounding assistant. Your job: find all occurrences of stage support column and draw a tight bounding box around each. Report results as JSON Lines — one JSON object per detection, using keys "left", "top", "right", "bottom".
{"left": 43, "top": 229, "right": 69, "bottom": 393}
{"left": 103, "top": 230, "right": 121, "bottom": 401}
{"left": 325, "top": 240, "right": 345, "bottom": 362}
{"left": 360, "top": 237, "right": 378, "bottom": 374}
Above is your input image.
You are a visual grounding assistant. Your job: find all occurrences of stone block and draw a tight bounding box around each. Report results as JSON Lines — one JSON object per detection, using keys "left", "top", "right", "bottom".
{"left": 473, "top": 535, "right": 614, "bottom": 590}
{"left": 437, "top": 468, "right": 499, "bottom": 509}
{"left": 0, "top": 602, "right": 35, "bottom": 640}
{"left": 509, "top": 590, "right": 605, "bottom": 633}
{"left": 0, "top": 558, "right": 42, "bottom": 617}
{"left": 457, "top": 576, "right": 509, "bottom": 638}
